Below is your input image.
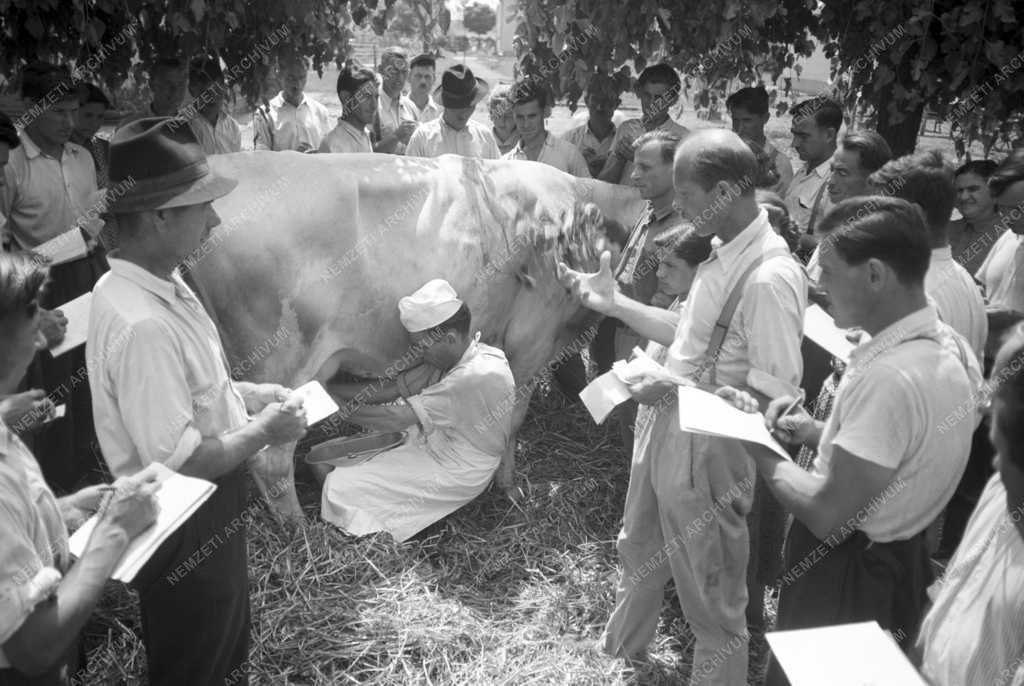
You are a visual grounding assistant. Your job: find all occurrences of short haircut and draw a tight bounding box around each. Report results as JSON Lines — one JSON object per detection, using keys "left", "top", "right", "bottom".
{"left": 686, "top": 136, "right": 760, "bottom": 196}
{"left": 510, "top": 77, "right": 550, "bottom": 109}
{"left": 189, "top": 56, "right": 224, "bottom": 85}
{"left": 636, "top": 63, "right": 681, "bottom": 95}
{"left": 429, "top": 302, "right": 471, "bottom": 337}
{"left": 633, "top": 129, "right": 680, "bottom": 164}
{"left": 0, "top": 112, "right": 20, "bottom": 148}
{"left": 0, "top": 251, "right": 48, "bottom": 322}
{"left": 76, "top": 82, "right": 111, "bottom": 109}
{"left": 726, "top": 86, "right": 769, "bottom": 116}
{"left": 20, "top": 62, "right": 76, "bottom": 103}
{"left": 818, "top": 196, "right": 932, "bottom": 286}
{"left": 868, "top": 150, "right": 955, "bottom": 234}
{"left": 380, "top": 46, "right": 407, "bottom": 67}
{"left": 989, "top": 158, "right": 1024, "bottom": 197}
{"left": 790, "top": 96, "right": 843, "bottom": 131}
{"left": 840, "top": 131, "right": 892, "bottom": 175}
{"left": 488, "top": 84, "right": 514, "bottom": 117}
{"left": 586, "top": 72, "right": 619, "bottom": 103}
{"left": 336, "top": 62, "right": 377, "bottom": 97}
{"left": 151, "top": 56, "right": 186, "bottom": 78}
{"left": 991, "top": 323, "right": 1024, "bottom": 470}
{"left": 654, "top": 225, "right": 713, "bottom": 266}
{"left": 278, "top": 52, "right": 310, "bottom": 71}
{"left": 955, "top": 159, "right": 999, "bottom": 180}
{"left": 410, "top": 53, "right": 436, "bottom": 70}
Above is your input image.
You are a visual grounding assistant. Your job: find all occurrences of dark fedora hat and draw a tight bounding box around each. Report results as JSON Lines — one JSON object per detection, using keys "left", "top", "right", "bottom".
{"left": 434, "top": 64, "right": 489, "bottom": 109}
{"left": 104, "top": 117, "right": 237, "bottom": 214}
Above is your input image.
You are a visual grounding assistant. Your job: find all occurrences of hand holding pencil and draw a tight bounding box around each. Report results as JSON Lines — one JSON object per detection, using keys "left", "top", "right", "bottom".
{"left": 764, "top": 391, "right": 816, "bottom": 446}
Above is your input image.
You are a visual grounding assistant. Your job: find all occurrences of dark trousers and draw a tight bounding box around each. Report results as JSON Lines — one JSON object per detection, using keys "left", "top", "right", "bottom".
{"left": 765, "top": 521, "right": 931, "bottom": 686}
{"left": 132, "top": 468, "right": 251, "bottom": 686}
{"left": 0, "top": 646, "right": 78, "bottom": 686}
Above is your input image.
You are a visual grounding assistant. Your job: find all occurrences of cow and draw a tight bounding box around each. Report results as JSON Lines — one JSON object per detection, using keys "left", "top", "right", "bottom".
{"left": 189, "top": 151, "right": 645, "bottom": 517}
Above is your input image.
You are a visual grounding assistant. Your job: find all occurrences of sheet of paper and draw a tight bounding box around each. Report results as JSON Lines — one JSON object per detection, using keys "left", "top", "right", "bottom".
{"left": 292, "top": 380, "right": 340, "bottom": 425}
{"left": 68, "top": 462, "right": 217, "bottom": 583}
{"left": 677, "top": 385, "right": 791, "bottom": 460}
{"left": 49, "top": 292, "right": 92, "bottom": 357}
{"left": 579, "top": 369, "right": 633, "bottom": 424}
{"left": 32, "top": 228, "right": 88, "bottom": 266}
{"left": 766, "top": 621, "right": 927, "bottom": 686}
{"left": 804, "top": 304, "right": 855, "bottom": 363}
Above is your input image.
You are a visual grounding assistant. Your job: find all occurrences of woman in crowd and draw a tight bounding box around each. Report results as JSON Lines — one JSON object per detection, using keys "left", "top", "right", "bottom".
{"left": 0, "top": 252, "right": 157, "bottom": 685}
{"left": 948, "top": 159, "right": 1000, "bottom": 274}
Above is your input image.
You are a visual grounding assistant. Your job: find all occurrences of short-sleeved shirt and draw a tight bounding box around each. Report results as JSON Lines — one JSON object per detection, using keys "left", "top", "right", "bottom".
{"left": 976, "top": 229, "right": 1024, "bottom": 313}
{"left": 561, "top": 121, "right": 616, "bottom": 178}
{"left": 785, "top": 157, "right": 832, "bottom": 234}
{"left": 607, "top": 117, "right": 689, "bottom": 184}
{"left": 917, "top": 474, "right": 1024, "bottom": 686}
{"left": 926, "top": 245, "right": 987, "bottom": 358}
{"left": 253, "top": 92, "right": 333, "bottom": 151}
{"left": 407, "top": 95, "right": 442, "bottom": 123}
{"left": 1, "top": 131, "right": 99, "bottom": 248}
{"left": 948, "top": 215, "right": 1004, "bottom": 275}
{"left": 87, "top": 258, "right": 249, "bottom": 477}
{"left": 405, "top": 117, "right": 501, "bottom": 159}
{"left": 319, "top": 119, "right": 373, "bottom": 154}
{"left": 810, "top": 306, "right": 974, "bottom": 542}
{"left": 666, "top": 209, "right": 807, "bottom": 396}
{"left": 0, "top": 423, "right": 68, "bottom": 667}
{"left": 502, "top": 133, "right": 591, "bottom": 177}
{"left": 185, "top": 108, "right": 242, "bottom": 156}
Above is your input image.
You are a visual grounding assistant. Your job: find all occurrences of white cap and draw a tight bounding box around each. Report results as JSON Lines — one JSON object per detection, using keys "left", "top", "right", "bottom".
{"left": 398, "top": 279, "right": 463, "bottom": 332}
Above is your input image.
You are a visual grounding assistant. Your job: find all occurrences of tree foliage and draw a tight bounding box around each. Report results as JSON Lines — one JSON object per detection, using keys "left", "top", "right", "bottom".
{"left": 463, "top": 2, "right": 497, "bottom": 36}
{"left": 371, "top": 0, "right": 452, "bottom": 53}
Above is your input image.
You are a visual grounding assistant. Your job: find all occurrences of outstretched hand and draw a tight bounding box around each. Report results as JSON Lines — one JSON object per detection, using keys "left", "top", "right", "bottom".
{"left": 557, "top": 250, "right": 617, "bottom": 315}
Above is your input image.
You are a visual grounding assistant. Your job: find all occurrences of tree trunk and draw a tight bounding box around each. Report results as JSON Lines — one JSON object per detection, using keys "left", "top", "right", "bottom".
{"left": 876, "top": 86, "right": 925, "bottom": 158}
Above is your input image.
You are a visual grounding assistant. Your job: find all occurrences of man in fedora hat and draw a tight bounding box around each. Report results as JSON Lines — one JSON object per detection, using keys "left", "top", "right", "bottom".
{"left": 406, "top": 64, "right": 500, "bottom": 159}
{"left": 86, "top": 117, "right": 308, "bottom": 685}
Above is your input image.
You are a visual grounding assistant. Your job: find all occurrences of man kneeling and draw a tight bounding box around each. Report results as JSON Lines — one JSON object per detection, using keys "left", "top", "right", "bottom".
{"left": 320, "top": 279, "right": 516, "bottom": 541}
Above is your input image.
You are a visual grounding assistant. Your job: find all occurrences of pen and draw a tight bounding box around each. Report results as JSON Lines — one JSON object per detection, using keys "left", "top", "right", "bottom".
{"left": 776, "top": 390, "right": 806, "bottom": 426}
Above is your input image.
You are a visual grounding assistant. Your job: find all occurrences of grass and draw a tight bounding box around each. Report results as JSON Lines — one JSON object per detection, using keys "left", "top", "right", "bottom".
{"left": 75, "top": 382, "right": 773, "bottom": 685}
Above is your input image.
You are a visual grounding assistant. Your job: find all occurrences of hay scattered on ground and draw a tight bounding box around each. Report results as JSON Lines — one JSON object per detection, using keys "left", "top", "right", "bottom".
{"left": 78, "top": 385, "right": 772, "bottom": 685}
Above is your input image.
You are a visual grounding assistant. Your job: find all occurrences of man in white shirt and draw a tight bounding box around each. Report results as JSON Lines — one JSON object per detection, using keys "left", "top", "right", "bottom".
{"left": 118, "top": 56, "right": 188, "bottom": 126}
{"left": 562, "top": 72, "right": 619, "bottom": 178}
{"left": 870, "top": 150, "right": 988, "bottom": 359}
{"left": 784, "top": 97, "right": 842, "bottom": 247}
{"left": 183, "top": 56, "right": 241, "bottom": 155}
{"left": 373, "top": 47, "right": 418, "bottom": 154}
{"left": 253, "top": 54, "right": 332, "bottom": 152}
{"left": 726, "top": 86, "right": 794, "bottom": 195}
{"left": 502, "top": 77, "right": 590, "bottom": 177}
{"left": 320, "top": 63, "right": 377, "bottom": 154}
{"left": 406, "top": 65, "right": 500, "bottom": 159}
{"left": 407, "top": 53, "right": 442, "bottom": 123}
{"left": 977, "top": 158, "right": 1024, "bottom": 313}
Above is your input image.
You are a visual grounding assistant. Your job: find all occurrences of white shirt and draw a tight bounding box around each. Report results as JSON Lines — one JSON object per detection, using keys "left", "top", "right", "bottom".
{"left": 977, "top": 229, "right": 1024, "bottom": 312}
{"left": 87, "top": 258, "right": 249, "bottom": 478}
{"left": 811, "top": 306, "right": 974, "bottom": 542}
{"left": 406, "top": 117, "right": 500, "bottom": 159}
{"left": 407, "top": 95, "right": 442, "bottom": 123}
{"left": 666, "top": 209, "right": 807, "bottom": 395}
{"left": 1, "top": 131, "right": 99, "bottom": 248}
{"left": 377, "top": 89, "right": 418, "bottom": 154}
{"left": 561, "top": 121, "right": 616, "bottom": 178}
{"left": 185, "top": 108, "right": 242, "bottom": 155}
{"left": 917, "top": 475, "right": 1024, "bottom": 686}
{"left": 502, "top": 133, "right": 591, "bottom": 177}
{"left": 319, "top": 119, "right": 373, "bottom": 154}
{"left": 253, "top": 92, "right": 332, "bottom": 151}
{"left": 784, "top": 157, "right": 832, "bottom": 233}
{"left": 926, "top": 245, "right": 987, "bottom": 359}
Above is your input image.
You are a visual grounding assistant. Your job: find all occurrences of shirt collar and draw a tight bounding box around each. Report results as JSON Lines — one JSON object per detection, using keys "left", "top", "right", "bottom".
{"left": 442, "top": 117, "right": 470, "bottom": 136}
{"left": 932, "top": 245, "right": 953, "bottom": 262}
{"left": 512, "top": 132, "right": 552, "bottom": 156}
{"left": 108, "top": 257, "right": 190, "bottom": 305}
{"left": 649, "top": 201, "right": 676, "bottom": 222}
{"left": 848, "top": 306, "right": 940, "bottom": 369}
{"left": 272, "top": 92, "right": 306, "bottom": 109}
{"left": 380, "top": 89, "right": 402, "bottom": 109}
{"left": 801, "top": 157, "right": 831, "bottom": 179}
{"left": 19, "top": 131, "right": 78, "bottom": 160}
{"left": 709, "top": 209, "right": 772, "bottom": 273}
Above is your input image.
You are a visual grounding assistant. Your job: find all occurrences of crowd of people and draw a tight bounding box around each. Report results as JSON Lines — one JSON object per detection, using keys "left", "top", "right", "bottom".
{"left": 1, "top": 46, "right": 1024, "bottom": 686}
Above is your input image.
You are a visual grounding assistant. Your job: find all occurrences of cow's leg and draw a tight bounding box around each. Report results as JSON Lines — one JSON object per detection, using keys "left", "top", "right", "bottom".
{"left": 495, "top": 390, "right": 534, "bottom": 493}
{"left": 249, "top": 442, "right": 303, "bottom": 519}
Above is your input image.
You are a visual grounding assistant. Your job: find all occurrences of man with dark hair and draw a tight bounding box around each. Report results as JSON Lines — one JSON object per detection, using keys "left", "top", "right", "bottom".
{"left": 598, "top": 63, "right": 689, "bottom": 184}
{"left": 561, "top": 129, "right": 806, "bottom": 683}
{"left": 826, "top": 131, "right": 892, "bottom": 204}
{"left": 503, "top": 77, "right": 589, "bottom": 177}
{"left": 406, "top": 64, "right": 499, "bottom": 159}
{"left": 869, "top": 150, "right": 987, "bottom": 359}
{"left": 562, "top": 72, "right": 620, "bottom": 178}
{"left": 727, "top": 86, "right": 793, "bottom": 194}
{"left": 948, "top": 159, "right": 1001, "bottom": 273}
{"left": 976, "top": 157, "right": 1024, "bottom": 313}
{"left": 72, "top": 82, "right": 112, "bottom": 187}
{"left": 253, "top": 53, "right": 332, "bottom": 152}
{"left": 749, "top": 197, "right": 975, "bottom": 686}
{"left": 407, "top": 53, "right": 441, "bottom": 123}
{"left": 1, "top": 62, "right": 107, "bottom": 493}
{"left": 320, "top": 62, "right": 377, "bottom": 154}
{"left": 785, "top": 96, "right": 843, "bottom": 238}
{"left": 119, "top": 56, "right": 187, "bottom": 125}
{"left": 321, "top": 278, "right": 515, "bottom": 542}
{"left": 184, "top": 55, "right": 241, "bottom": 155}
{"left": 373, "top": 46, "right": 418, "bottom": 154}
{"left": 915, "top": 323, "right": 1024, "bottom": 686}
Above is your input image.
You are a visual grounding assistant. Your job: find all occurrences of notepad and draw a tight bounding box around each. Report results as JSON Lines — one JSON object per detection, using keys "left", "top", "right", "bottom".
{"left": 676, "top": 385, "right": 791, "bottom": 460}
{"left": 291, "top": 380, "right": 340, "bottom": 425}
{"left": 804, "top": 304, "right": 856, "bottom": 363}
{"left": 68, "top": 463, "right": 217, "bottom": 583}
{"left": 766, "top": 621, "right": 927, "bottom": 685}
{"left": 32, "top": 228, "right": 88, "bottom": 266}
{"left": 49, "top": 292, "right": 92, "bottom": 357}
{"left": 579, "top": 347, "right": 687, "bottom": 424}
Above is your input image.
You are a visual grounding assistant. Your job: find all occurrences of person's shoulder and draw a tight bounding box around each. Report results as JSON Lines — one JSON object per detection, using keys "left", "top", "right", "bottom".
{"left": 561, "top": 122, "right": 587, "bottom": 142}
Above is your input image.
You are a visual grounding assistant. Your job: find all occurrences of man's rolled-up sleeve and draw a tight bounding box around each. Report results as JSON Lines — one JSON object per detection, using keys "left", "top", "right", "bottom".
{"left": 742, "top": 265, "right": 807, "bottom": 396}
{"left": 0, "top": 499, "right": 61, "bottom": 645}
{"left": 405, "top": 372, "right": 459, "bottom": 435}
{"left": 111, "top": 319, "right": 202, "bottom": 472}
